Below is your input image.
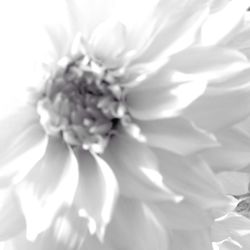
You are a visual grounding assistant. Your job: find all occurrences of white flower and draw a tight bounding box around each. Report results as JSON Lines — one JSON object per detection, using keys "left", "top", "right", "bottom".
{"left": 0, "top": 0, "right": 249, "bottom": 249}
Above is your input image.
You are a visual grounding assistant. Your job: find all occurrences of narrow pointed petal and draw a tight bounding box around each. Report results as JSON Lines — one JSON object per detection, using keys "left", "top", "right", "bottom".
{"left": 167, "top": 46, "right": 249, "bottom": 81}
{"left": 154, "top": 148, "right": 228, "bottom": 208}
{"left": 183, "top": 85, "right": 250, "bottom": 131}
{"left": 105, "top": 197, "right": 168, "bottom": 250}
{"left": 0, "top": 124, "right": 48, "bottom": 187}
{"left": 74, "top": 150, "right": 118, "bottom": 239}
{"left": 127, "top": 79, "right": 207, "bottom": 120}
{"left": 103, "top": 135, "right": 180, "bottom": 201}
{"left": 16, "top": 137, "right": 79, "bottom": 240}
{"left": 200, "top": 127, "right": 250, "bottom": 171}
{"left": 0, "top": 189, "right": 25, "bottom": 241}
{"left": 137, "top": 117, "right": 218, "bottom": 155}
{"left": 150, "top": 200, "right": 213, "bottom": 230}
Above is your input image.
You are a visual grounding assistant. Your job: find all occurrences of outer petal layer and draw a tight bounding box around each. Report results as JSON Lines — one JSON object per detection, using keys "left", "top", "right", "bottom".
{"left": 16, "top": 137, "right": 79, "bottom": 240}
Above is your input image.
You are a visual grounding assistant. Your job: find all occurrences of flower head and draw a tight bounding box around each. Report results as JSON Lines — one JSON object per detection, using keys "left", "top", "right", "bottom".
{"left": 0, "top": 0, "right": 249, "bottom": 249}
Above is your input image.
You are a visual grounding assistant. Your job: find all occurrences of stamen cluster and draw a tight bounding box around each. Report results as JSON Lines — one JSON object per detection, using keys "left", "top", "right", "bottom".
{"left": 37, "top": 54, "right": 127, "bottom": 153}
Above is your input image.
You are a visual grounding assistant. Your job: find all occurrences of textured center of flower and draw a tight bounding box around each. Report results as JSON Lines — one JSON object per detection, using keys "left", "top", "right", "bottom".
{"left": 37, "top": 54, "right": 128, "bottom": 153}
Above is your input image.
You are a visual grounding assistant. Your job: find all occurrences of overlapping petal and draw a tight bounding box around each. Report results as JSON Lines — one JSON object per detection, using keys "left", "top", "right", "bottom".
{"left": 16, "top": 137, "right": 79, "bottom": 240}
{"left": 74, "top": 149, "right": 118, "bottom": 239}
{"left": 0, "top": 123, "right": 47, "bottom": 187}
{"left": 103, "top": 134, "right": 180, "bottom": 201}
{"left": 0, "top": 189, "right": 25, "bottom": 241}
{"left": 137, "top": 117, "right": 218, "bottom": 155}
{"left": 183, "top": 84, "right": 250, "bottom": 131}
{"left": 200, "top": 127, "right": 250, "bottom": 171}
{"left": 104, "top": 197, "right": 168, "bottom": 250}
{"left": 149, "top": 199, "right": 213, "bottom": 230}
{"left": 154, "top": 148, "right": 229, "bottom": 208}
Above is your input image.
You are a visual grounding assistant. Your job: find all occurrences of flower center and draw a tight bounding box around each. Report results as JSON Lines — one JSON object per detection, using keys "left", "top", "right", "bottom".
{"left": 37, "top": 53, "right": 129, "bottom": 153}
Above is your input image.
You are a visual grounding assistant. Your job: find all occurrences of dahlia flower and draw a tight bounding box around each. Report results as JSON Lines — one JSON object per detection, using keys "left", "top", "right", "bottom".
{"left": 0, "top": 0, "right": 249, "bottom": 249}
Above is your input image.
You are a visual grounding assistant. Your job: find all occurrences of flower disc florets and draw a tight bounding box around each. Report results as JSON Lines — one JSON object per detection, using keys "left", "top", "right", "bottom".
{"left": 37, "top": 53, "right": 129, "bottom": 153}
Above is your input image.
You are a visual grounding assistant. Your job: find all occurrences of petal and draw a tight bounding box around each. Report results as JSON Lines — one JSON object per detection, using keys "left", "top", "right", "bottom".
{"left": 200, "top": 127, "right": 250, "bottom": 172}
{"left": 183, "top": 85, "right": 250, "bottom": 131}
{"left": 133, "top": 0, "right": 209, "bottom": 64}
{"left": 212, "top": 213, "right": 250, "bottom": 243}
{"left": 0, "top": 105, "right": 38, "bottom": 154}
{"left": 105, "top": 197, "right": 168, "bottom": 250}
{"left": 127, "top": 79, "right": 207, "bottom": 120}
{"left": 150, "top": 200, "right": 213, "bottom": 230}
{"left": 68, "top": 0, "right": 116, "bottom": 40}
{"left": 74, "top": 150, "right": 118, "bottom": 239}
{"left": 201, "top": 0, "right": 250, "bottom": 46}
{"left": 16, "top": 137, "right": 79, "bottom": 240}
{"left": 4, "top": 206, "right": 88, "bottom": 250}
{"left": 169, "top": 229, "right": 213, "bottom": 250}
{"left": 0, "top": 189, "right": 25, "bottom": 241}
{"left": 154, "top": 149, "right": 228, "bottom": 209}
{"left": 89, "top": 19, "right": 127, "bottom": 68}
{"left": 216, "top": 171, "right": 250, "bottom": 195}
{"left": 167, "top": 46, "right": 249, "bottom": 82}
{"left": 0, "top": 124, "right": 48, "bottom": 187}
{"left": 137, "top": 117, "right": 218, "bottom": 155}
{"left": 103, "top": 135, "right": 180, "bottom": 201}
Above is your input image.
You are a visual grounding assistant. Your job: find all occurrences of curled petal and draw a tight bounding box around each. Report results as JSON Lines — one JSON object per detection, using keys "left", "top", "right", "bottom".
{"left": 16, "top": 137, "right": 79, "bottom": 240}
{"left": 137, "top": 117, "right": 218, "bottom": 155}
{"left": 74, "top": 150, "right": 118, "bottom": 240}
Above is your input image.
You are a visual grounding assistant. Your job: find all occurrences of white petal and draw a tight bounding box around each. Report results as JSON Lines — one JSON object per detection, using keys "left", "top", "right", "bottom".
{"left": 154, "top": 149, "right": 229, "bottom": 209}
{"left": 16, "top": 137, "right": 79, "bottom": 240}
{"left": 0, "top": 189, "right": 25, "bottom": 241}
{"left": 127, "top": 79, "right": 207, "bottom": 120}
{"left": 0, "top": 124, "right": 48, "bottom": 187}
{"left": 104, "top": 135, "right": 180, "bottom": 201}
{"left": 89, "top": 19, "right": 127, "bottom": 68}
{"left": 200, "top": 127, "right": 250, "bottom": 172}
{"left": 150, "top": 200, "right": 213, "bottom": 230}
{"left": 4, "top": 207, "right": 88, "bottom": 250}
{"left": 167, "top": 46, "right": 249, "bottom": 82}
{"left": 201, "top": 0, "right": 250, "bottom": 46}
{"left": 216, "top": 171, "right": 250, "bottom": 196}
{"left": 105, "top": 197, "right": 168, "bottom": 250}
{"left": 169, "top": 228, "right": 213, "bottom": 250}
{"left": 133, "top": 0, "right": 209, "bottom": 64}
{"left": 0, "top": 105, "right": 38, "bottom": 153}
{"left": 137, "top": 117, "right": 218, "bottom": 155}
{"left": 183, "top": 85, "right": 250, "bottom": 131}
{"left": 74, "top": 150, "right": 118, "bottom": 240}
